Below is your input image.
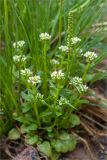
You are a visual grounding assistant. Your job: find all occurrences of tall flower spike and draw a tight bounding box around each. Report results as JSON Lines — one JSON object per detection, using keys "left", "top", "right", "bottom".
{"left": 67, "top": 11, "right": 73, "bottom": 50}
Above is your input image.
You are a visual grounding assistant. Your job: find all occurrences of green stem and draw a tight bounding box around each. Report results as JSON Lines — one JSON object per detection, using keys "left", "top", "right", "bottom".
{"left": 43, "top": 41, "right": 47, "bottom": 96}
{"left": 53, "top": 83, "right": 61, "bottom": 127}
{"left": 82, "top": 63, "right": 90, "bottom": 81}
{"left": 74, "top": 95, "right": 81, "bottom": 108}
{"left": 33, "top": 88, "right": 41, "bottom": 127}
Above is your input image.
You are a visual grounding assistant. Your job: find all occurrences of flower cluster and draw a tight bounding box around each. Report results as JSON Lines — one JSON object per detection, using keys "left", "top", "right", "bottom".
{"left": 79, "top": 84, "right": 88, "bottom": 93}
{"left": 83, "top": 51, "right": 97, "bottom": 62}
{"left": 20, "top": 68, "right": 32, "bottom": 77}
{"left": 28, "top": 75, "right": 41, "bottom": 85}
{"left": 51, "top": 59, "right": 59, "bottom": 65}
{"left": 51, "top": 70, "right": 64, "bottom": 80}
{"left": 59, "top": 45, "right": 68, "bottom": 52}
{"left": 39, "top": 33, "right": 51, "bottom": 41}
{"left": 70, "top": 76, "right": 88, "bottom": 93}
{"left": 13, "top": 40, "right": 25, "bottom": 48}
{"left": 13, "top": 55, "right": 26, "bottom": 63}
{"left": 59, "top": 97, "right": 69, "bottom": 106}
{"left": 72, "top": 77, "right": 82, "bottom": 85}
{"left": 36, "top": 93, "right": 44, "bottom": 100}
{"left": 71, "top": 37, "right": 81, "bottom": 44}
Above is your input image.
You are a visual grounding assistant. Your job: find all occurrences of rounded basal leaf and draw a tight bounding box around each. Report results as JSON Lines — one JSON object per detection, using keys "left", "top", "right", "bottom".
{"left": 26, "top": 135, "right": 38, "bottom": 145}
{"left": 20, "top": 124, "right": 38, "bottom": 134}
{"left": 59, "top": 131, "right": 71, "bottom": 140}
{"left": 61, "top": 138, "right": 77, "bottom": 153}
{"left": 51, "top": 140, "right": 62, "bottom": 153}
{"left": 38, "top": 141, "right": 52, "bottom": 157}
{"left": 51, "top": 134, "right": 77, "bottom": 153}
{"left": 70, "top": 114, "right": 80, "bottom": 127}
{"left": 8, "top": 128, "right": 20, "bottom": 140}
{"left": 46, "top": 126, "right": 53, "bottom": 132}
{"left": 20, "top": 125, "right": 29, "bottom": 134}
{"left": 27, "top": 124, "right": 38, "bottom": 131}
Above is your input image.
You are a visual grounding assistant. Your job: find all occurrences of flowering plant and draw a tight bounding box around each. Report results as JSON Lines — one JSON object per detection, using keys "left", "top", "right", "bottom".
{"left": 9, "top": 26, "right": 100, "bottom": 158}
{"left": 0, "top": 1, "right": 107, "bottom": 159}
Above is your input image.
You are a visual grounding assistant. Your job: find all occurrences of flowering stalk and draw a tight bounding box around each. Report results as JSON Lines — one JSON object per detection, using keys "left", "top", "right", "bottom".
{"left": 40, "top": 33, "right": 51, "bottom": 96}
{"left": 33, "top": 87, "right": 41, "bottom": 127}
{"left": 82, "top": 51, "right": 97, "bottom": 81}
{"left": 53, "top": 83, "right": 61, "bottom": 127}
{"left": 27, "top": 75, "right": 41, "bottom": 127}
{"left": 82, "top": 62, "right": 90, "bottom": 81}
{"left": 59, "top": 45, "right": 68, "bottom": 67}
{"left": 67, "top": 11, "right": 73, "bottom": 72}
{"left": 43, "top": 41, "right": 48, "bottom": 95}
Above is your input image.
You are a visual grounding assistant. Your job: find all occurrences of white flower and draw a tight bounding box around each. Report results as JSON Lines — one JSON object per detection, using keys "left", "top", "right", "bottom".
{"left": 39, "top": 33, "right": 51, "bottom": 41}
{"left": 51, "top": 59, "right": 59, "bottom": 65}
{"left": 79, "top": 84, "right": 88, "bottom": 92}
{"left": 71, "top": 77, "right": 82, "bottom": 85}
{"left": 51, "top": 70, "right": 64, "bottom": 80}
{"left": 28, "top": 75, "right": 41, "bottom": 85}
{"left": 13, "top": 40, "right": 25, "bottom": 48}
{"left": 71, "top": 37, "right": 81, "bottom": 44}
{"left": 13, "top": 55, "right": 27, "bottom": 63}
{"left": 70, "top": 76, "right": 88, "bottom": 93}
{"left": 36, "top": 93, "right": 44, "bottom": 99}
{"left": 59, "top": 45, "right": 68, "bottom": 52}
{"left": 20, "top": 68, "right": 32, "bottom": 77}
{"left": 59, "top": 97, "right": 69, "bottom": 106}
{"left": 84, "top": 51, "right": 97, "bottom": 62}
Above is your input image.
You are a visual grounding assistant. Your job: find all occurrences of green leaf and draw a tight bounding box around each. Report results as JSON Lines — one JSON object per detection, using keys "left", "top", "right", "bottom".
{"left": 38, "top": 141, "right": 52, "bottom": 157}
{"left": 22, "top": 103, "right": 31, "bottom": 113}
{"left": 51, "top": 135, "right": 77, "bottom": 153}
{"left": 59, "top": 131, "right": 71, "bottom": 140}
{"left": 27, "top": 123, "right": 38, "bottom": 131}
{"left": 26, "top": 135, "right": 38, "bottom": 145}
{"left": 70, "top": 114, "right": 80, "bottom": 127}
{"left": 21, "top": 92, "right": 33, "bottom": 102}
{"left": 8, "top": 128, "right": 20, "bottom": 140}
{"left": 20, "top": 124, "right": 38, "bottom": 134}
{"left": 51, "top": 140, "right": 62, "bottom": 153}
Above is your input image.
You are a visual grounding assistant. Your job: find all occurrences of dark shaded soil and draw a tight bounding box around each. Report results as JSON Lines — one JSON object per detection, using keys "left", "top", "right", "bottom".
{"left": 61, "top": 136, "right": 107, "bottom": 160}
{"left": 1, "top": 136, "right": 107, "bottom": 160}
